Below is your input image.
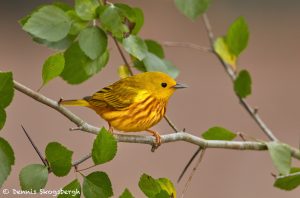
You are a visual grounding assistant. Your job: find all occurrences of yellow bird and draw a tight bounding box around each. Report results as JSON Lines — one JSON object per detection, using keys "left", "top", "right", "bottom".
{"left": 60, "top": 72, "right": 187, "bottom": 146}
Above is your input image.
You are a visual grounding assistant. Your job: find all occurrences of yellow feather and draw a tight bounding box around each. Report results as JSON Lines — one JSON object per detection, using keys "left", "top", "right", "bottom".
{"left": 60, "top": 72, "right": 186, "bottom": 145}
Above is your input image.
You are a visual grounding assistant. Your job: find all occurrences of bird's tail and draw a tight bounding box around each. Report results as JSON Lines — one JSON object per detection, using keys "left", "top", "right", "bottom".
{"left": 60, "top": 99, "right": 90, "bottom": 107}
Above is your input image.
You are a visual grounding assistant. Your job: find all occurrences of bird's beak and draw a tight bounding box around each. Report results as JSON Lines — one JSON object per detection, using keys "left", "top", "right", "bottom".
{"left": 173, "top": 83, "right": 188, "bottom": 89}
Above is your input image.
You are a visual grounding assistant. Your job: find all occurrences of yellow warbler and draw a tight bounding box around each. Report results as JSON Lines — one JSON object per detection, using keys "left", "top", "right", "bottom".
{"left": 60, "top": 72, "right": 186, "bottom": 146}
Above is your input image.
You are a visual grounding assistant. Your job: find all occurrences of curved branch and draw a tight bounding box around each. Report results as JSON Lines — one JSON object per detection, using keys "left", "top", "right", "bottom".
{"left": 13, "top": 80, "right": 300, "bottom": 163}
{"left": 14, "top": 80, "right": 99, "bottom": 135}
{"left": 202, "top": 13, "right": 278, "bottom": 141}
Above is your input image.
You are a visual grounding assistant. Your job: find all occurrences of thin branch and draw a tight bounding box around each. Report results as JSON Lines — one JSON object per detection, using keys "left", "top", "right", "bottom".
{"left": 163, "top": 41, "right": 212, "bottom": 53}
{"left": 202, "top": 13, "right": 278, "bottom": 142}
{"left": 21, "top": 125, "right": 48, "bottom": 166}
{"left": 112, "top": 36, "right": 133, "bottom": 75}
{"left": 181, "top": 149, "right": 206, "bottom": 198}
{"left": 178, "top": 13, "right": 280, "bottom": 187}
{"left": 72, "top": 153, "right": 92, "bottom": 167}
{"left": 164, "top": 115, "right": 179, "bottom": 132}
{"left": 13, "top": 80, "right": 300, "bottom": 162}
{"left": 14, "top": 80, "right": 99, "bottom": 135}
{"left": 177, "top": 147, "right": 201, "bottom": 183}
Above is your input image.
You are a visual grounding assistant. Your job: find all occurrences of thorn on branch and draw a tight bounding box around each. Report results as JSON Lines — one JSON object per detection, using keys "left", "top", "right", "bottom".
{"left": 58, "top": 97, "right": 64, "bottom": 105}
{"left": 237, "top": 132, "right": 247, "bottom": 141}
{"left": 253, "top": 107, "right": 259, "bottom": 115}
{"left": 271, "top": 172, "right": 277, "bottom": 178}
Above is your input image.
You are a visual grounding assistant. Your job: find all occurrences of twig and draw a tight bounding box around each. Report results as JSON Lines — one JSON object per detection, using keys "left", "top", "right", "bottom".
{"left": 163, "top": 41, "right": 212, "bottom": 53}
{"left": 21, "top": 125, "right": 48, "bottom": 166}
{"left": 76, "top": 164, "right": 97, "bottom": 172}
{"left": 181, "top": 149, "right": 206, "bottom": 198}
{"left": 14, "top": 80, "right": 99, "bottom": 135}
{"left": 72, "top": 153, "right": 92, "bottom": 167}
{"left": 164, "top": 115, "right": 179, "bottom": 132}
{"left": 177, "top": 13, "right": 279, "bottom": 186}
{"left": 177, "top": 147, "right": 201, "bottom": 183}
{"left": 112, "top": 37, "right": 133, "bottom": 75}
{"left": 202, "top": 13, "right": 278, "bottom": 142}
{"left": 13, "top": 80, "right": 300, "bottom": 160}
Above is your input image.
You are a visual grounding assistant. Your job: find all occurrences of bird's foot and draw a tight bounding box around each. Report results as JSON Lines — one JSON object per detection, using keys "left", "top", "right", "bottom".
{"left": 147, "top": 129, "right": 162, "bottom": 152}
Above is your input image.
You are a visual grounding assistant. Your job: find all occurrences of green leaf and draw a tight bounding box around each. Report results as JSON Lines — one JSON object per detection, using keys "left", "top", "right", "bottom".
{"left": 83, "top": 171, "right": 113, "bottom": 198}
{"left": 100, "top": 5, "right": 129, "bottom": 38}
{"left": 85, "top": 50, "right": 109, "bottom": 76}
{"left": 119, "top": 188, "right": 134, "bottom": 198}
{"left": 114, "top": 4, "right": 135, "bottom": 20}
{"left": 225, "top": 17, "right": 249, "bottom": 56}
{"left": 143, "top": 53, "right": 179, "bottom": 78}
{"left": 0, "top": 72, "right": 14, "bottom": 109}
{"left": 45, "top": 142, "right": 73, "bottom": 177}
{"left": 19, "top": 4, "right": 45, "bottom": 26}
{"left": 53, "top": 2, "right": 73, "bottom": 12}
{"left": 202, "top": 126, "right": 236, "bottom": 140}
{"left": 274, "top": 167, "right": 300, "bottom": 191}
{"left": 132, "top": 58, "right": 146, "bottom": 72}
{"left": 145, "top": 40, "right": 164, "bottom": 59}
{"left": 0, "top": 137, "right": 15, "bottom": 187}
{"left": 61, "top": 42, "right": 109, "bottom": 84}
{"left": 123, "top": 35, "right": 148, "bottom": 60}
{"left": 213, "top": 37, "right": 237, "bottom": 70}
{"left": 266, "top": 142, "right": 291, "bottom": 175}
{"left": 0, "top": 108, "right": 6, "bottom": 130}
{"left": 175, "top": 0, "right": 211, "bottom": 20}
{"left": 67, "top": 10, "right": 89, "bottom": 35}
{"left": 131, "top": 8, "right": 144, "bottom": 35}
{"left": 139, "top": 174, "right": 161, "bottom": 198}
{"left": 42, "top": 53, "right": 65, "bottom": 86}
{"left": 23, "top": 5, "right": 72, "bottom": 42}
{"left": 61, "top": 42, "right": 91, "bottom": 84}
{"left": 154, "top": 190, "right": 169, "bottom": 198}
{"left": 79, "top": 27, "right": 108, "bottom": 60}
{"left": 114, "top": 4, "right": 144, "bottom": 35}
{"left": 139, "top": 174, "right": 176, "bottom": 198}
{"left": 157, "top": 178, "right": 176, "bottom": 197}
{"left": 75, "top": 0, "right": 99, "bottom": 20}
{"left": 234, "top": 70, "right": 252, "bottom": 98}
{"left": 19, "top": 164, "right": 48, "bottom": 191}
{"left": 92, "top": 127, "right": 117, "bottom": 165}
{"left": 58, "top": 179, "right": 81, "bottom": 198}
{"left": 33, "top": 34, "right": 75, "bottom": 50}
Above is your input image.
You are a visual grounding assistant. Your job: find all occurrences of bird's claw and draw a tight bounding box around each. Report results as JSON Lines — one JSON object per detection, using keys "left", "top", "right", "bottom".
{"left": 150, "top": 130, "right": 161, "bottom": 152}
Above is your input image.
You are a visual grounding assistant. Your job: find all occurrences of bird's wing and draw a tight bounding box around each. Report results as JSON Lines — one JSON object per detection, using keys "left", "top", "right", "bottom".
{"left": 88, "top": 80, "right": 140, "bottom": 110}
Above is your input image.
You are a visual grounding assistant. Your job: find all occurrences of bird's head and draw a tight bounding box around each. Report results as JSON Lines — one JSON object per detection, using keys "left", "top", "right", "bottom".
{"left": 135, "top": 72, "right": 187, "bottom": 101}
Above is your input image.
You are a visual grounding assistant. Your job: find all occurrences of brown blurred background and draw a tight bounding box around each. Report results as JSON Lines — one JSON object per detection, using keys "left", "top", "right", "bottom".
{"left": 1, "top": 0, "right": 300, "bottom": 197}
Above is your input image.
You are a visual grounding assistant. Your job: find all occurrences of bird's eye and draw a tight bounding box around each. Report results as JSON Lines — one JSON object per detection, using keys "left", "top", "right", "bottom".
{"left": 161, "top": 82, "right": 167, "bottom": 88}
